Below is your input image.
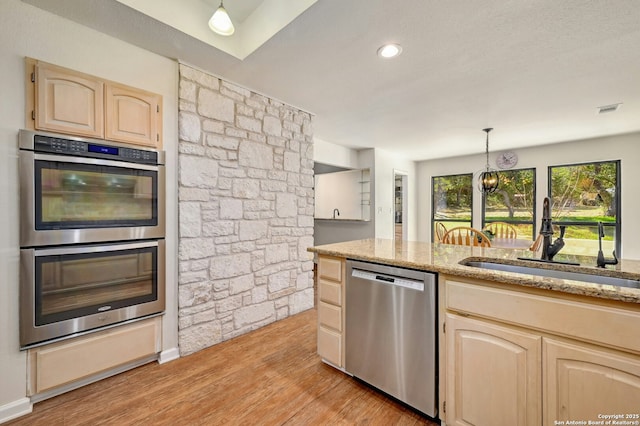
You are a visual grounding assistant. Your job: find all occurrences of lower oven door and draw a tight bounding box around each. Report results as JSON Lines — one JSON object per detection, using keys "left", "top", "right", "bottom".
{"left": 20, "top": 240, "right": 165, "bottom": 349}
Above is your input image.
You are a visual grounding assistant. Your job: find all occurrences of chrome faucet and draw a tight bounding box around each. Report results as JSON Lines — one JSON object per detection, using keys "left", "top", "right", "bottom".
{"left": 332, "top": 208, "right": 340, "bottom": 219}
{"left": 540, "top": 197, "right": 566, "bottom": 262}
{"left": 596, "top": 222, "right": 618, "bottom": 268}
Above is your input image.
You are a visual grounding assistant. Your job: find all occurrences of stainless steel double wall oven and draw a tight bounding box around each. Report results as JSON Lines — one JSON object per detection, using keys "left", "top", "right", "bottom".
{"left": 19, "top": 129, "right": 166, "bottom": 348}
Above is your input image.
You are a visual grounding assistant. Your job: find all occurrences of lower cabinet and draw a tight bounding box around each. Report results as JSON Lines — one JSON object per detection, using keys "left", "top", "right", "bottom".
{"left": 27, "top": 317, "right": 161, "bottom": 397}
{"left": 544, "top": 338, "right": 640, "bottom": 424}
{"left": 316, "top": 255, "right": 345, "bottom": 368}
{"left": 444, "top": 275, "right": 640, "bottom": 426}
{"left": 446, "top": 313, "right": 541, "bottom": 426}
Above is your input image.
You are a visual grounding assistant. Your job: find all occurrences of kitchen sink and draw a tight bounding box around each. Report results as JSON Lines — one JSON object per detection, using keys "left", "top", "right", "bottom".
{"left": 460, "top": 259, "right": 640, "bottom": 289}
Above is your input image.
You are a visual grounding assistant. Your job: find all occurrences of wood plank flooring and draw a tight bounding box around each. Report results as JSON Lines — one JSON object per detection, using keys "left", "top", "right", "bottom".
{"left": 7, "top": 309, "right": 438, "bottom": 425}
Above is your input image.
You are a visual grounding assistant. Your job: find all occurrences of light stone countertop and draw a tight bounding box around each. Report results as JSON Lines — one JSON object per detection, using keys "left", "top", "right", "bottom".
{"left": 308, "top": 238, "right": 640, "bottom": 304}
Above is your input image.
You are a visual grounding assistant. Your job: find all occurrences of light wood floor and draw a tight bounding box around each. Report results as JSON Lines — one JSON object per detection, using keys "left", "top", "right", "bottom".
{"left": 8, "top": 309, "right": 438, "bottom": 425}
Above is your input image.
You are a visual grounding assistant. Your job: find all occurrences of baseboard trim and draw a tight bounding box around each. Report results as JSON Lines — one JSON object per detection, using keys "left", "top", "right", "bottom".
{"left": 0, "top": 397, "right": 32, "bottom": 424}
{"left": 158, "top": 347, "right": 180, "bottom": 364}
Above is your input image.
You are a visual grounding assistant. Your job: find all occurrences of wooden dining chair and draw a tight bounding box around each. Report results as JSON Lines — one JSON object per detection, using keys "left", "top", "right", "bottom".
{"left": 442, "top": 227, "right": 492, "bottom": 247}
{"left": 483, "top": 222, "right": 518, "bottom": 239}
{"left": 435, "top": 222, "right": 447, "bottom": 242}
{"left": 529, "top": 234, "right": 543, "bottom": 252}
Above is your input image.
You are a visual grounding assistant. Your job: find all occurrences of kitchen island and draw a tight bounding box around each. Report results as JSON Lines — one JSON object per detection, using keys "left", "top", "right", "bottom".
{"left": 308, "top": 239, "right": 640, "bottom": 425}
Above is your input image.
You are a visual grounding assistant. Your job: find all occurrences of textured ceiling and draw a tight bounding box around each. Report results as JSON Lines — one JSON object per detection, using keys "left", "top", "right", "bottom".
{"left": 22, "top": 0, "right": 640, "bottom": 161}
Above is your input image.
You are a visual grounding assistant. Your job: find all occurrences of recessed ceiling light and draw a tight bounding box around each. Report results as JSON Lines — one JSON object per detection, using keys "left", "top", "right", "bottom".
{"left": 377, "top": 44, "right": 402, "bottom": 59}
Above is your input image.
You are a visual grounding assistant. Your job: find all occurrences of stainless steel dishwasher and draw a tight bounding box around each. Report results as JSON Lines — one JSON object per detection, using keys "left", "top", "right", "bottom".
{"left": 345, "top": 259, "right": 437, "bottom": 417}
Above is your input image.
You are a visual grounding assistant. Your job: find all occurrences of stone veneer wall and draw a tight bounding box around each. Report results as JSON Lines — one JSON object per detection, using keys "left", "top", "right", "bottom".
{"left": 177, "top": 64, "right": 315, "bottom": 355}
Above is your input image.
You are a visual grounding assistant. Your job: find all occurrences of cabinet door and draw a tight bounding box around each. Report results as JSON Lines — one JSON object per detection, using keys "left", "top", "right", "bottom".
{"left": 545, "top": 338, "right": 640, "bottom": 424}
{"left": 35, "top": 62, "right": 104, "bottom": 138}
{"left": 446, "top": 313, "right": 541, "bottom": 426}
{"left": 105, "top": 83, "right": 161, "bottom": 148}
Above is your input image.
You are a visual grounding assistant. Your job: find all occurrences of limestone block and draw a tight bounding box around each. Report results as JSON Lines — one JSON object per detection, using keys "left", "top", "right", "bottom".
{"left": 232, "top": 178, "right": 260, "bottom": 199}
{"left": 179, "top": 321, "right": 222, "bottom": 356}
{"left": 179, "top": 202, "right": 201, "bottom": 237}
{"left": 210, "top": 252, "right": 252, "bottom": 279}
{"left": 202, "top": 221, "right": 235, "bottom": 237}
{"left": 203, "top": 120, "right": 225, "bottom": 134}
{"left": 233, "top": 302, "right": 275, "bottom": 329}
{"left": 180, "top": 64, "right": 220, "bottom": 90}
{"left": 216, "top": 294, "right": 243, "bottom": 313}
{"left": 237, "top": 116, "right": 261, "bottom": 133}
{"left": 198, "top": 88, "right": 234, "bottom": 123}
{"left": 219, "top": 199, "right": 243, "bottom": 219}
{"left": 178, "top": 280, "right": 212, "bottom": 307}
{"left": 179, "top": 238, "right": 216, "bottom": 260}
{"left": 193, "top": 308, "right": 217, "bottom": 325}
{"left": 265, "top": 243, "right": 289, "bottom": 264}
{"left": 239, "top": 220, "right": 268, "bottom": 241}
{"left": 179, "top": 80, "right": 196, "bottom": 102}
{"left": 179, "top": 155, "right": 218, "bottom": 188}
{"left": 179, "top": 112, "right": 201, "bottom": 143}
{"left": 178, "top": 143, "right": 206, "bottom": 156}
{"left": 252, "top": 286, "right": 268, "bottom": 303}
{"left": 298, "top": 236, "right": 315, "bottom": 260}
{"left": 263, "top": 115, "right": 282, "bottom": 136}
{"left": 179, "top": 187, "right": 210, "bottom": 202}
{"left": 276, "top": 192, "right": 297, "bottom": 218}
{"left": 284, "top": 152, "right": 301, "bottom": 172}
{"left": 238, "top": 140, "right": 273, "bottom": 170}
{"left": 229, "top": 274, "right": 254, "bottom": 295}
{"left": 206, "top": 134, "right": 239, "bottom": 150}
{"left": 268, "top": 270, "right": 291, "bottom": 293}
{"left": 289, "top": 288, "right": 314, "bottom": 314}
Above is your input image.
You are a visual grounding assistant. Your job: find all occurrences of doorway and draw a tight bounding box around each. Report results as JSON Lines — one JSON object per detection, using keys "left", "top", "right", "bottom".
{"left": 394, "top": 170, "right": 408, "bottom": 241}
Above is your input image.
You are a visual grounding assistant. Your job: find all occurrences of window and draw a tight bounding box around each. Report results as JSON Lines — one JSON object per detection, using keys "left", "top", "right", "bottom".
{"left": 482, "top": 168, "right": 536, "bottom": 239}
{"left": 549, "top": 160, "right": 620, "bottom": 256}
{"left": 432, "top": 174, "right": 473, "bottom": 241}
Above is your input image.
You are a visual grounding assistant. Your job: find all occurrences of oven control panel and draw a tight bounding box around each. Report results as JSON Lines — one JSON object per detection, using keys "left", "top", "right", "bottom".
{"left": 31, "top": 134, "right": 159, "bottom": 165}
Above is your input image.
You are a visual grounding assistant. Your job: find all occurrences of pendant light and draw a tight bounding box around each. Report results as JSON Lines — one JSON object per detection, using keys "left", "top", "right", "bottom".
{"left": 209, "top": 0, "right": 235, "bottom": 36}
{"left": 476, "top": 128, "right": 500, "bottom": 193}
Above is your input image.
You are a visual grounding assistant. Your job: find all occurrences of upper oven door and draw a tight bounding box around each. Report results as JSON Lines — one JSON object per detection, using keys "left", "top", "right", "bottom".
{"left": 20, "top": 150, "right": 165, "bottom": 247}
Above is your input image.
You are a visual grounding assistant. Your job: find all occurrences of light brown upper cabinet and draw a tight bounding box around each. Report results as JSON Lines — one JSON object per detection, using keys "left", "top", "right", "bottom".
{"left": 26, "top": 58, "right": 162, "bottom": 148}
{"left": 105, "top": 82, "right": 161, "bottom": 147}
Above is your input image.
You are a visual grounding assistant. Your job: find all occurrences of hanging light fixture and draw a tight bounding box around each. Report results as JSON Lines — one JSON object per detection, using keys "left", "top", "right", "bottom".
{"left": 476, "top": 127, "right": 500, "bottom": 193}
{"left": 209, "top": 0, "right": 235, "bottom": 36}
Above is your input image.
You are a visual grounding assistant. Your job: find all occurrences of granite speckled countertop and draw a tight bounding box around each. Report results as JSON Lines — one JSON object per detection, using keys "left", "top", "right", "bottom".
{"left": 308, "top": 239, "right": 640, "bottom": 304}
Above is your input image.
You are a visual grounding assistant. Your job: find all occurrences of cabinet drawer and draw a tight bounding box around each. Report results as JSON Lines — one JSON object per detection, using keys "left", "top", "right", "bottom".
{"left": 27, "top": 317, "right": 161, "bottom": 394}
{"left": 319, "top": 278, "right": 342, "bottom": 305}
{"left": 447, "top": 279, "right": 640, "bottom": 353}
{"left": 318, "top": 257, "right": 342, "bottom": 282}
{"left": 318, "top": 301, "right": 342, "bottom": 332}
{"left": 318, "top": 325, "right": 342, "bottom": 367}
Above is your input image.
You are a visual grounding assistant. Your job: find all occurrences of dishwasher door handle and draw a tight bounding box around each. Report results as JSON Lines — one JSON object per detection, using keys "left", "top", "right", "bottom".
{"left": 352, "top": 269, "right": 424, "bottom": 291}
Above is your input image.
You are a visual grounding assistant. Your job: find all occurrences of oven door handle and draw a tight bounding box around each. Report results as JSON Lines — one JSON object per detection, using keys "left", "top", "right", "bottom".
{"left": 30, "top": 240, "right": 160, "bottom": 256}
{"left": 33, "top": 152, "right": 160, "bottom": 171}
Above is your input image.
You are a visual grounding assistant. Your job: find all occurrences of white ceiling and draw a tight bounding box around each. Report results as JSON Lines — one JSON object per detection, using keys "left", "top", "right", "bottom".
{"left": 22, "top": 0, "right": 640, "bottom": 161}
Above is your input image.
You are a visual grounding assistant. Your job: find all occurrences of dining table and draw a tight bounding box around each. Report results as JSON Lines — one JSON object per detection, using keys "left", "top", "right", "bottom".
{"left": 490, "top": 237, "right": 535, "bottom": 250}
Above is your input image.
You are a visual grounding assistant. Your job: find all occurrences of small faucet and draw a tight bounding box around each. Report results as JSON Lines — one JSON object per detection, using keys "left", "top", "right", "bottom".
{"left": 332, "top": 208, "right": 340, "bottom": 219}
{"left": 596, "top": 222, "right": 618, "bottom": 268}
{"left": 540, "top": 197, "right": 566, "bottom": 262}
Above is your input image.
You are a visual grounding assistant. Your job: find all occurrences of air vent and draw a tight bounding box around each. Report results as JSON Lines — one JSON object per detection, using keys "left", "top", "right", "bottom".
{"left": 598, "top": 103, "right": 622, "bottom": 114}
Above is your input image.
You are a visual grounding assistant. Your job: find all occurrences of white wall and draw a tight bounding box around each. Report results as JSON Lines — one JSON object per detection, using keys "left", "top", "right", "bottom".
{"left": 0, "top": 1, "right": 179, "bottom": 420}
{"left": 314, "top": 138, "right": 359, "bottom": 169}
{"left": 315, "top": 169, "right": 370, "bottom": 220}
{"left": 417, "top": 133, "right": 640, "bottom": 259}
{"left": 374, "top": 149, "right": 417, "bottom": 241}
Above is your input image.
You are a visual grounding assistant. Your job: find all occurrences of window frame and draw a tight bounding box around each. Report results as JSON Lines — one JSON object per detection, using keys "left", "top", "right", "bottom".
{"left": 547, "top": 159, "right": 621, "bottom": 256}
{"left": 481, "top": 167, "right": 537, "bottom": 240}
{"left": 431, "top": 173, "right": 473, "bottom": 242}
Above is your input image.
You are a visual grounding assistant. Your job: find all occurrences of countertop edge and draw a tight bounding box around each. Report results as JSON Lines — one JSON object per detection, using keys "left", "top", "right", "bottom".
{"left": 308, "top": 243, "right": 640, "bottom": 304}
